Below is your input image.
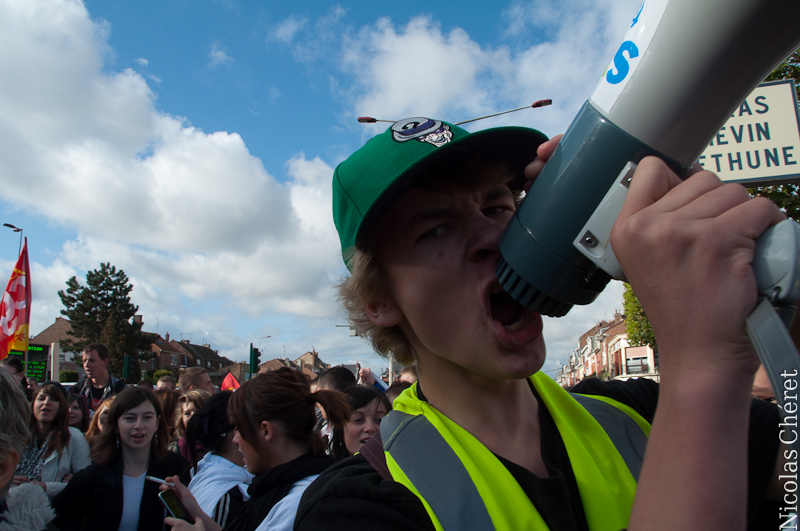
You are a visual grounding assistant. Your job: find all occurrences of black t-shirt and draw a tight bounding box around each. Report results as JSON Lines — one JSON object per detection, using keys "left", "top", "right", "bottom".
{"left": 294, "top": 377, "right": 780, "bottom": 531}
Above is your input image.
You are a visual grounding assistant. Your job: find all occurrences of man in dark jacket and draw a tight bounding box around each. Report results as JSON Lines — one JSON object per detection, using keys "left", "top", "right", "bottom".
{"left": 69, "top": 342, "right": 126, "bottom": 413}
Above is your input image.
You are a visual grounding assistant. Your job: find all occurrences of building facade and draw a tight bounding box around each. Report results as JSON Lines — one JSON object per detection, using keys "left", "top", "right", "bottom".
{"left": 555, "top": 310, "right": 660, "bottom": 388}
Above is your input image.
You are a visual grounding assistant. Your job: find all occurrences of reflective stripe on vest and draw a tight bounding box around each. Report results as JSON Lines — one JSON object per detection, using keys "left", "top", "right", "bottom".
{"left": 569, "top": 393, "right": 648, "bottom": 481}
{"left": 382, "top": 373, "right": 651, "bottom": 531}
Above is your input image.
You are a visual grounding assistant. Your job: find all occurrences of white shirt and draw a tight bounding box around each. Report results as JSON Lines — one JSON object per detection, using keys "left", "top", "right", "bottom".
{"left": 118, "top": 471, "right": 146, "bottom": 531}
{"left": 254, "top": 475, "right": 320, "bottom": 531}
{"left": 188, "top": 453, "right": 253, "bottom": 518}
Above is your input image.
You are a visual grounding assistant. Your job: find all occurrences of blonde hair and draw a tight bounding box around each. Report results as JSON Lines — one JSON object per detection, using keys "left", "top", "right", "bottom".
{"left": 175, "top": 389, "right": 210, "bottom": 438}
{"left": 337, "top": 246, "right": 415, "bottom": 364}
{"left": 337, "top": 156, "right": 519, "bottom": 366}
{"left": 85, "top": 397, "right": 115, "bottom": 444}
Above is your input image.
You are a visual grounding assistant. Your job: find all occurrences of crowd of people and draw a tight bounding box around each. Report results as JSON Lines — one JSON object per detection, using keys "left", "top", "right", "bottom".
{"left": 0, "top": 341, "right": 418, "bottom": 531}
{"left": 0, "top": 117, "right": 789, "bottom": 531}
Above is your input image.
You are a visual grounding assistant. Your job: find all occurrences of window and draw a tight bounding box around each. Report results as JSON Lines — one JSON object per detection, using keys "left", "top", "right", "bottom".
{"left": 626, "top": 357, "right": 649, "bottom": 374}
{"left": 171, "top": 355, "right": 178, "bottom": 366}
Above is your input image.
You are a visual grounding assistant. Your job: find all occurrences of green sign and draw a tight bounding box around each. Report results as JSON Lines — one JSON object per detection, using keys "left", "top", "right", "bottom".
{"left": 9, "top": 343, "right": 50, "bottom": 383}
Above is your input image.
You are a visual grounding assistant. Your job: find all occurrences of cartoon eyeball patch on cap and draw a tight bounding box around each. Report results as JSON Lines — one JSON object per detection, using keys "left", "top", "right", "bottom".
{"left": 391, "top": 117, "right": 453, "bottom": 147}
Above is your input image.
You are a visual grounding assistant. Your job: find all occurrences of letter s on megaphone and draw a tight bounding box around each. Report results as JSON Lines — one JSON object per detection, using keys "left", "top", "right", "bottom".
{"left": 498, "top": 0, "right": 800, "bottom": 317}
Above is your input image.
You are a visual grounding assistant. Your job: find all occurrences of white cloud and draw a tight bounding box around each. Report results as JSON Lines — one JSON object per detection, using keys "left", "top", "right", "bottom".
{"left": 336, "top": 0, "right": 640, "bottom": 137}
{"left": 208, "top": 41, "right": 233, "bottom": 67}
{"left": 268, "top": 86, "right": 281, "bottom": 103}
{"left": 3, "top": 0, "right": 644, "bottom": 371}
{"left": 0, "top": 0, "right": 346, "bottom": 327}
{"left": 270, "top": 7, "right": 348, "bottom": 64}
{"left": 269, "top": 15, "right": 308, "bottom": 44}
{"left": 340, "top": 16, "right": 494, "bottom": 121}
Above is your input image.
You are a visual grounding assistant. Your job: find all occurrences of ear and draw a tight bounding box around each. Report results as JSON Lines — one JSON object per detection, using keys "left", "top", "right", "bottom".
{"left": 364, "top": 295, "right": 403, "bottom": 327}
{"left": 260, "top": 420, "right": 275, "bottom": 444}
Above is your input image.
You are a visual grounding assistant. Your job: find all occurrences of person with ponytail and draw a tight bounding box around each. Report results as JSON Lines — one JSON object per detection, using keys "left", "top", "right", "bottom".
{"left": 185, "top": 392, "right": 253, "bottom": 528}
{"left": 52, "top": 387, "right": 190, "bottom": 531}
{"left": 161, "top": 367, "right": 352, "bottom": 531}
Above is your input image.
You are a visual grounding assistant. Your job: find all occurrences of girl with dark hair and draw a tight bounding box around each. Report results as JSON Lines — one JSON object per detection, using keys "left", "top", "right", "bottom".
{"left": 52, "top": 387, "right": 189, "bottom": 531}
{"left": 331, "top": 385, "right": 391, "bottom": 460}
{"left": 11, "top": 383, "right": 91, "bottom": 498}
{"left": 162, "top": 367, "right": 352, "bottom": 531}
{"left": 67, "top": 394, "right": 90, "bottom": 433}
{"left": 185, "top": 392, "right": 253, "bottom": 527}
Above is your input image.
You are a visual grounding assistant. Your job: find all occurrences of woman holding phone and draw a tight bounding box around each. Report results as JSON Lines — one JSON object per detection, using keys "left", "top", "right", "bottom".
{"left": 52, "top": 387, "right": 189, "bottom": 530}
{"left": 162, "top": 367, "right": 351, "bottom": 531}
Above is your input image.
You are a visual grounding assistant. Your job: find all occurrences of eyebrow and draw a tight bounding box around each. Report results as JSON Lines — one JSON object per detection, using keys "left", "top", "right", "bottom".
{"left": 405, "top": 185, "right": 514, "bottom": 230}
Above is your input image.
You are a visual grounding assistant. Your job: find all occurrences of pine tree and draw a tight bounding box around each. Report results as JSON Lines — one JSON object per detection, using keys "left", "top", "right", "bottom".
{"left": 58, "top": 263, "right": 152, "bottom": 378}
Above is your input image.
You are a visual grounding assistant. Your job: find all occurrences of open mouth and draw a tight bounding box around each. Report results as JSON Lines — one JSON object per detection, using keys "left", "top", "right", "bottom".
{"left": 490, "top": 284, "right": 527, "bottom": 332}
{"left": 360, "top": 436, "right": 373, "bottom": 445}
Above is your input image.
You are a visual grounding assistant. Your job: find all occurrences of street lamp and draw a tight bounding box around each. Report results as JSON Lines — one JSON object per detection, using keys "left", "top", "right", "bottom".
{"left": 3, "top": 224, "right": 22, "bottom": 255}
{"left": 259, "top": 336, "right": 271, "bottom": 350}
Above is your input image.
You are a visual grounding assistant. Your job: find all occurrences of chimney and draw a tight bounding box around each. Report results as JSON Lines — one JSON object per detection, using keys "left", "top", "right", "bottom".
{"left": 165, "top": 332, "right": 170, "bottom": 342}
{"left": 134, "top": 315, "right": 143, "bottom": 324}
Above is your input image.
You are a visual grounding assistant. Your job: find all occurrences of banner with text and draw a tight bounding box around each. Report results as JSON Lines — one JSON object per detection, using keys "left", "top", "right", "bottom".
{"left": 698, "top": 80, "right": 800, "bottom": 186}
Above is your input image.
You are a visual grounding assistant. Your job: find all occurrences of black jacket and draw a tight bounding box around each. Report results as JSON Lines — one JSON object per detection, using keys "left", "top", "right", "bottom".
{"left": 52, "top": 452, "right": 189, "bottom": 531}
{"left": 225, "top": 452, "right": 334, "bottom": 531}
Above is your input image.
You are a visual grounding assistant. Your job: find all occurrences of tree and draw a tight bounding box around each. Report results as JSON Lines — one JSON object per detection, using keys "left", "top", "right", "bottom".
{"left": 59, "top": 370, "right": 79, "bottom": 383}
{"left": 58, "top": 263, "right": 153, "bottom": 377}
{"left": 153, "top": 369, "right": 174, "bottom": 383}
{"left": 622, "top": 283, "right": 656, "bottom": 349}
{"left": 747, "top": 48, "right": 800, "bottom": 221}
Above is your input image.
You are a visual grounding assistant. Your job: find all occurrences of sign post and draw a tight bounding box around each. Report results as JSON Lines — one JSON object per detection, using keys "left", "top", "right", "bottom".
{"left": 50, "top": 341, "right": 60, "bottom": 382}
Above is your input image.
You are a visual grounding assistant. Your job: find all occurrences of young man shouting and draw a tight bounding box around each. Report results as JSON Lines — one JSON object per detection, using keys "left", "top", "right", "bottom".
{"left": 295, "top": 118, "right": 783, "bottom": 531}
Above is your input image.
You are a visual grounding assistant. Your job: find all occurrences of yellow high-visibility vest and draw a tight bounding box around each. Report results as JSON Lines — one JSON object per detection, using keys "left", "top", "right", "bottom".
{"left": 382, "top": 372, "right": 651, "bottom": 531}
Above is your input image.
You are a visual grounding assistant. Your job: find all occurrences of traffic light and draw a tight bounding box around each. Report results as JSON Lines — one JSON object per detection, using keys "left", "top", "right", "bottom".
{"left": 122, "top": 354, "right": 138, "bottom": 381}
{"left": 248, "top": 343, "right": 262, "bottom": 374}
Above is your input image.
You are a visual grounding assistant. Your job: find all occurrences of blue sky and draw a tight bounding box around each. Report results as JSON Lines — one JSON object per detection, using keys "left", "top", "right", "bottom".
{"left": 0, "top": 0, "right": 641, "bottom": 373}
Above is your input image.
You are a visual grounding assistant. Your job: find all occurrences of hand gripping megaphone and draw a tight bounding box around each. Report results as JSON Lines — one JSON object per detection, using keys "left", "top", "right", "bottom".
{"left": 499, "top": 0, "right": 800, "bottom": 318}
{"left": 497, "top": 0, "right": 800, "bottom": 438}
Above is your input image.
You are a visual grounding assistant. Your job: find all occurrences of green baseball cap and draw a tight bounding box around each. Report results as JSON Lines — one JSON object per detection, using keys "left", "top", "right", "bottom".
{"left": 333, "top": 117, "right": 548, "bottom": 266}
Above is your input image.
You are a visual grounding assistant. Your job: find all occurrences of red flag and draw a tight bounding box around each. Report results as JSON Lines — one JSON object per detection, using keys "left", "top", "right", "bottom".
{"left": 0, "top": 238, "right": 31, "bottom": 360}
{"left": 221, "top": 372, "right": 240, "bottom": 391}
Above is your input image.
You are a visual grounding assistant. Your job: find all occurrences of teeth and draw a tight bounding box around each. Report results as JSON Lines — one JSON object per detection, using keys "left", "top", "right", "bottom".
{"left": 504, "top": 315, "right": 525, "bottom": 333}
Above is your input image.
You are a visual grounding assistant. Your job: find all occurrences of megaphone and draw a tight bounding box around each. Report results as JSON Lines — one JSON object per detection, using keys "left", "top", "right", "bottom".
{"left": 498, "top": 0, "right": 800, "bottom": 317}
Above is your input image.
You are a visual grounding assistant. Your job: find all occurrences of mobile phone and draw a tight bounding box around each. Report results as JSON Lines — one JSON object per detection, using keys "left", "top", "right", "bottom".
{"left": 158, "top": 489, "right": 194, "bottom": 523}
